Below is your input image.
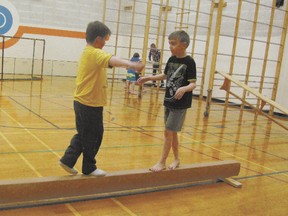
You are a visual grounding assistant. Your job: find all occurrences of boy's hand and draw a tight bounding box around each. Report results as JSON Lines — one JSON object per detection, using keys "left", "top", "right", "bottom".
{"left": 174, "top": 87, "right": 186, "bottom": 100}
{"left": 137, "top": 76, "right": 149, "bottom": 85}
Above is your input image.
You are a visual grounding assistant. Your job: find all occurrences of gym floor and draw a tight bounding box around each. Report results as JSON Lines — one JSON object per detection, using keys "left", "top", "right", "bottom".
{"left": 0, "top": 76, "right": 287, "bottom": 215}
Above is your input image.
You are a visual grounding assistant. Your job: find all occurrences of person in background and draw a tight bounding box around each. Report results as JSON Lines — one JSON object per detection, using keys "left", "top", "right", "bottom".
{"left": 148, "top": 43, "right": 164, "bottom": 87}
{"left": 126, "top": 52, "right": 141, "bottom": 94}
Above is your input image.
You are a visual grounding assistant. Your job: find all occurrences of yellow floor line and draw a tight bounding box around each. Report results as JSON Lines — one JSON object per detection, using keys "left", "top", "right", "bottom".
{"left": 1, "top": 109, "right": 61, "bottom": 158}
{"left": 1, "top": 108, "right": 82, "bottom": 214}
{"left": 182, "top": 135, "right": 288, "bottom": 177}
{"left": 65, "top": 204, "right": 82, "bottom": 216}
{"left": 111, "top": 198, "right": 137, "bottom": 216}
{"left": 0, "top": 131, "right": 42, "bottom": 178}
{"left": 0, "top": 108, "right": 80, "bottom": 173}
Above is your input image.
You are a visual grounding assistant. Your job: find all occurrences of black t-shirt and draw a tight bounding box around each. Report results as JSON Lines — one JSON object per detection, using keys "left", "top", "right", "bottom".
{"left": 164, "top": 55, "right": 197, "bottom": 109}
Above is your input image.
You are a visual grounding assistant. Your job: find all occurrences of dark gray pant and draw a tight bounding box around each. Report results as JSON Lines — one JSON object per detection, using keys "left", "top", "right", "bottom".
{"left": 153, "top": 64, "right": 164, "bottom": 86}
{"left": 60, "top": 101, "right": 104, "bottom": 175}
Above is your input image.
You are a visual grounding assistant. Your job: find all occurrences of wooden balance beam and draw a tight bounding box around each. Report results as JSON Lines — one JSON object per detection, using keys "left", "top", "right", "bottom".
{"left": 216, "top": 70, "right": 288, "bottom": 115}
{"left": 216, "top": 71, "right": 288, "bottom": 130}
{"left": 0, "top": 160, "right": 241, "bottom": 210}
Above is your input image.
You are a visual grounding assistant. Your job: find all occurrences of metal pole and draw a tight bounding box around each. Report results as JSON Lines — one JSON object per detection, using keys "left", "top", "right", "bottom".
{"left": 31, "top": 39, "right": 36, "bottom": 78}
{"left": 41, "top": 39, "right": 45, "bottom": 80}
{"left": 1, "top": 36, "right": 4, "bottom": 80}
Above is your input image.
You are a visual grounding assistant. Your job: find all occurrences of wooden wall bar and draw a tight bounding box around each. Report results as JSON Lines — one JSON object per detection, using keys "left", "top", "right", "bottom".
{"left": 271, "top": 0, "right": 288, "bottom": 114}
{"left": 241, "top": 0, "right": 260, "bottom": 110}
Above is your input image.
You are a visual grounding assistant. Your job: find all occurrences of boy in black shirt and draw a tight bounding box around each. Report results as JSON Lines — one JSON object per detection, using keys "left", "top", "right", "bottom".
{"left": 138, "top": 30, "right": 196, "bottom": 171}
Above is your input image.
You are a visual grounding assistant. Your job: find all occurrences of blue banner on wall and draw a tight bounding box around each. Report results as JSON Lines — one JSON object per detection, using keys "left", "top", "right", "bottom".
{"left": 0, "top": 0, "right": 19, "bottom": 37}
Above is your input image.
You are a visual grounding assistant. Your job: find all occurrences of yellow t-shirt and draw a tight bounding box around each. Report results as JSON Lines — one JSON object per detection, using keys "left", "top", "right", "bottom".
{"left": 74, "top": 46, "right": 112, "bottom": 107}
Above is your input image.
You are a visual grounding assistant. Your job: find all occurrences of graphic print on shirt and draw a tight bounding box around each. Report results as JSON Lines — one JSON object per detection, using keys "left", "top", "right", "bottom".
{"left": 164, "top": 63, "right": 187, "bottom": 103}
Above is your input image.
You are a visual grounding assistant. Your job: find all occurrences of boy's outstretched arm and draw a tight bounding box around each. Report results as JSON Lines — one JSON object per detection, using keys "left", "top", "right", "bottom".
{"left": 137, "top": 74, "right": 166, "bottom": 85}
{"left": 109, "top": 56, "right": 144, "bottom": 72}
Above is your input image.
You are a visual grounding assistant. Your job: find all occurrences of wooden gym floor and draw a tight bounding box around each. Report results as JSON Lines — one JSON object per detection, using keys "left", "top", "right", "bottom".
{"left": 0, "top": 76, "right": 287, "bottom": 215}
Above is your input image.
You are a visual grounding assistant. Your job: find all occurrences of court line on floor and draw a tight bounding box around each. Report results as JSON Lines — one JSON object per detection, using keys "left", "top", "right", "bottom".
{"left": 111, "top": 198, "right": 137, "bottom": 216}
{"left": 104, "top": 116, "right": 288, "bottom": 162}
{"left": 97, "top": 118, "right": 288, "bottom": 181}
{"left": 0, "top": 131, "right": 42, "bottom": 177}
{"left": 1, "top": 107, "right": 136, "bottom": 214}
{"left": 183, "top": 118, "right": 288, "bottom": 160}
{"left": 0, "top": 107, "right": 82, "bottom": 173}
{"left": 236, "top": 170, "right": 288, "bottom": 181}
{"left": 181, "top": 134, "right": 288, "bottom": 177}
{"left": 183, "top": 130, "right": 288, "bottom": 160}
{"left": 0, "top": 108, "right": 83, "bottom": 215}
{"left": 0, "top": 143, "right": 163, "bottom": 155}
{"left": 104, "top": 99, "right": 288, "bottom": 163}
{"left": 1, "top": 112, "right": 286, "bottom": 169}
{"left": 8, "top": 96, "right": 60, "bottom": 129}
{"left": 0, "top": 108, "right": 65, "bottom": 160}
{"left": 65, "top": 204, "right": 82, "bottom": 216}
{"left": 0, "top": 131, "right": 82, "bottom": 215}
{"left": 2, "top": 93, "right": 286, "bottom": 182}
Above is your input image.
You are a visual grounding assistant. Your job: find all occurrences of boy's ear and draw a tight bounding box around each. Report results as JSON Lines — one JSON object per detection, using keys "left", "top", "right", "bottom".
{"left": 183, "top": 42, "right": 189, "bottom": 48}
{"left": 94, "top": 36, "right": 101, "bottom": 43}
{"left": 104, "top": 35, "right": 110, "bottom": 41}
{"left": 95, "top": 35, "right": 110, "bottom": 42}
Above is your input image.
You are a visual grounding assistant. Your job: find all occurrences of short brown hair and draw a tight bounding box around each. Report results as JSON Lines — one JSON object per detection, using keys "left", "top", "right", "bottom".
{"left": 168, "top": 30, "right": 190, "bottom": 47}
{"left": 86, "top": 21, "right": 111, "bottom": 43}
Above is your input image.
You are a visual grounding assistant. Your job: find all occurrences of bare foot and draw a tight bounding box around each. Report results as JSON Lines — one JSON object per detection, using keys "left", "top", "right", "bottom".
{"left": 149, "top": 162, "right": 166, "bottom": 172}
{"left": 168, "top": 160, "right": 180, "bottom": 170}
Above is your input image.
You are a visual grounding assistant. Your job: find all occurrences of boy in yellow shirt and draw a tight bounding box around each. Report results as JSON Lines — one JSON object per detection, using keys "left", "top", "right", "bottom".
{"left": 59, "top": 21, "right": 144, "bottom": 176}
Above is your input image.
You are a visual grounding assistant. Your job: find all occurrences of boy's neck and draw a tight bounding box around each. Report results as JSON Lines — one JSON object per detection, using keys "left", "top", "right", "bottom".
{"left": 87, "top": 43, "right": 102, "bottom": 49}
{"left": 175, "top": 51, "right": 187, "bottom": 58}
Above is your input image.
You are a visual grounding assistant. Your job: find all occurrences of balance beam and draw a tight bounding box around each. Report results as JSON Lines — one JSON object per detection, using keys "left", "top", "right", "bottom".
{"left": 0, "top": 160, "right": 241, "bottom": 210}
{"left": 217, "top": 70, "right": 288, "bottom": 115}
{"left": 216, "top": 71, "right": 288, "bottom": 130}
